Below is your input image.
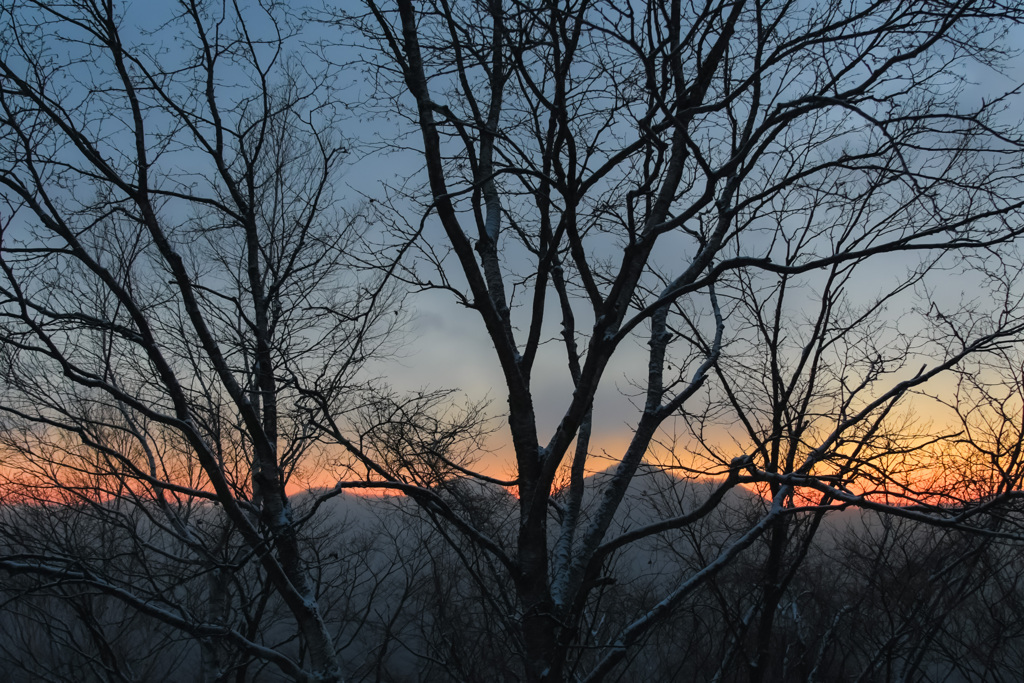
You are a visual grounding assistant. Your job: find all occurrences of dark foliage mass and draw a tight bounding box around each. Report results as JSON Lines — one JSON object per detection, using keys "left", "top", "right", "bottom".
{"left": 3, "top": 472, "right": 1024, "bottom": 682}
{"left": 3, "top": 1, "right": 1024, "bottom": 681}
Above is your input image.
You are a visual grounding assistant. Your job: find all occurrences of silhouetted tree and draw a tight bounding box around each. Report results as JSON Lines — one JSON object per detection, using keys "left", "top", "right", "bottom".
{"left": 0, "top": 1, "right": 398, "bottom": 679}
{"left": 336, "top": 0, "right": 1024, "bottom": 679}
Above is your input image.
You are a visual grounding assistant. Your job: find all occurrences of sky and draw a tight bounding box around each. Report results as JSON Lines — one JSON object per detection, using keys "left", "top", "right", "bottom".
{"left": 3, "top": 0, "right": 1024, "bottom": 498}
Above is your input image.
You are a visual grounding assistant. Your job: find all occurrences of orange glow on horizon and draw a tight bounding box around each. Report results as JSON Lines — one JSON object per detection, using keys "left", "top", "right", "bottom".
{"left": 4, "top": 407, "right": 1017, "bottom": 513}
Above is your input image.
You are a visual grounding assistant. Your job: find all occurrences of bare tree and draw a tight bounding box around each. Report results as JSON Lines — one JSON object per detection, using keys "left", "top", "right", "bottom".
{"left": 334, "top": 0, "right": 1024, "bottom": 680}
{"left": 0, "top": 1, "right": 405, "bottom": 680}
